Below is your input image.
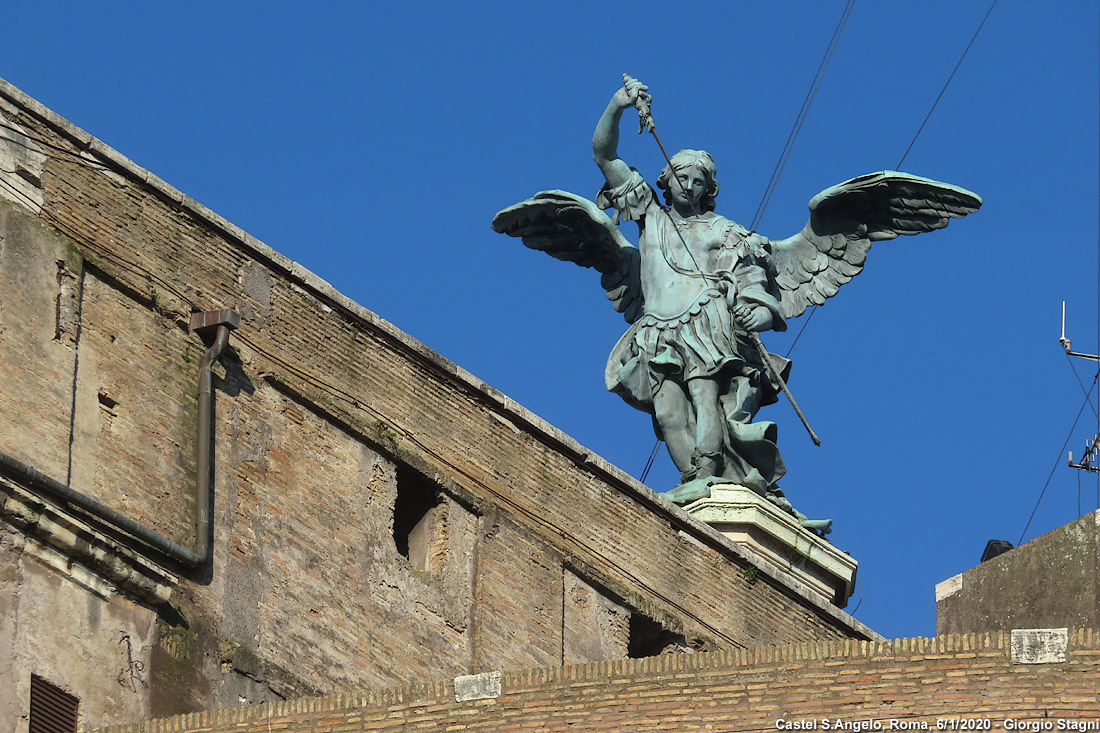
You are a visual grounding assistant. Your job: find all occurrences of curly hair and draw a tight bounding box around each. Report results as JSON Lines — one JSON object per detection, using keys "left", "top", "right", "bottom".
{"left": 656, "top": 149, "right": 719, "bottom": 213}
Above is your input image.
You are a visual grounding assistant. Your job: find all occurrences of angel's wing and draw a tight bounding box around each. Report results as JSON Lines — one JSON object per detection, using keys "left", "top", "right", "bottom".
{"left": 492, "top": 190, "right": 644, "bottom": 323}
{"left": 769, "top": 171, "right": 982, "bottom": 319}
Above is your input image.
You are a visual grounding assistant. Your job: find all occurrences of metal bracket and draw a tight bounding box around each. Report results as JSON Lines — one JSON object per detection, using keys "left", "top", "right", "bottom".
{"left": 1060, "top": 301, "right": 1098, "bottom": 361}
{"left": 189, "top": 309, "right": 240, "bottom": 334}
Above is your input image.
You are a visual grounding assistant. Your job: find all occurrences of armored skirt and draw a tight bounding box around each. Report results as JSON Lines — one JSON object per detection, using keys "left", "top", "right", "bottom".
{"left": 605, "top": 287, "right": 792, "bottom": 493}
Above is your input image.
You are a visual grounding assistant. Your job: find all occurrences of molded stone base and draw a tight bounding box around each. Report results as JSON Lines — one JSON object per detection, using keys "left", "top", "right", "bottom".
{"left": 683, "top": 484, "right": 858, "bottom": 606}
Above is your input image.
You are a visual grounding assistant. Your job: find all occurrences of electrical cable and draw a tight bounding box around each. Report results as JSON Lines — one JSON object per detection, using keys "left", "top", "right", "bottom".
{"left": 783, "top": 303, "right": 818, "bottom": 359}
{"left": 639, "top": 439, "right": 662, "bottom": 483}
{"left": 0, "top": 122, "right": 111, "bottom": 171}
{"left": 850, "top": 572, "right": 864, "bottom": 614}
{"left": 1018, "top": 376, "right": 1098, "bottom": 545}
{"left": 0, "top": 134, "right": 208, "bottom": 320}
{"left": 0, "top": 145, "right": 382, "bottom": 427}
{"left": 1065, "top": 352, "right": 1100, "bottom": 419}
{"left": 25, "top": 201, "right": 712, "bottom": 621}
{"left": 1078, "top": 468, "right": 1083, "bottom": 518}
{"left": 784, "top": 3, "right": 998, "bottom": 361}
{"left": 0, "top": 174, "right": 42, "bottom": 212}
{"left": 2, "top": 90, "right": 917, "bottom": 633}
{"left": 1015, "top": 4, "right": 1099, "bottom": 542}
{"left": 749, "top": 0, "right": 855, "bottom": 233}
{"left": 896, "top": 0, "right": 998, "bottom": 170}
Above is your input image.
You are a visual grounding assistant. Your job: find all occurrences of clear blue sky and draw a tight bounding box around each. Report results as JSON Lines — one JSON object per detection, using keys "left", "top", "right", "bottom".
{"left": 4, "top": 1, "right": 1098, "bottom": 640}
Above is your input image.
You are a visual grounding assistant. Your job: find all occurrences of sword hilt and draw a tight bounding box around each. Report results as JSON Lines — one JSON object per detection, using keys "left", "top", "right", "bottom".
{"left": 622, "top": 73, "right": 654, "bottom": 134}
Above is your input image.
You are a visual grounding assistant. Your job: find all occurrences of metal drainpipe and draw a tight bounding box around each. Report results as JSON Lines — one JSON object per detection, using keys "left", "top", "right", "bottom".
{"left": 190, "top": 309, "right": 239, "bottom": 567}
{"left": 0, "top": 309, "right": 238, "bottom": 571}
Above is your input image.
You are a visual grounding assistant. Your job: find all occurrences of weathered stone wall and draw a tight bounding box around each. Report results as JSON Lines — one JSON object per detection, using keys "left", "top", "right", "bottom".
{"left": 937, "top": 511, "right": 1100, "bottom": 636}
{"left": 92, "top": 629, "right": 1100, "bottom": 733}
{"left": 0, "top": 523, "right": 157, "bottom": 731}
{"left": 0, "top": 77, "right": 874, "bottom": 732}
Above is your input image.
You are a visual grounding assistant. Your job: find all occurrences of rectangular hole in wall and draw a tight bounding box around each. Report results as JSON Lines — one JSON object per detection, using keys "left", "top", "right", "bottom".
{"left": 393, "top": 464, "right": 446, "bottom": 574}
{"left": 29, "top": 674, "right": 79, "bottom": 733}
{"left": 628, "top": 613, "right": 690, "bottom": 659}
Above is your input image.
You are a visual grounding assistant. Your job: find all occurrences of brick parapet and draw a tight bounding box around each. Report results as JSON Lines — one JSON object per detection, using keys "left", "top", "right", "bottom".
{"left": 91, "top": 629, "right": 1100, "bottom": 732}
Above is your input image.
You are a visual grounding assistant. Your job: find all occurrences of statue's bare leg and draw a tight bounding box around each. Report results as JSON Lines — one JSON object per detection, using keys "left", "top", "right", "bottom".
{"left": 653, "top": 379, "right": 695, "bottom": 478}
{"left": 660, "top": 377, "right": 726, "bottom": 504}
{"left": 687, "top": 377, "right": 723, "bottom": 478}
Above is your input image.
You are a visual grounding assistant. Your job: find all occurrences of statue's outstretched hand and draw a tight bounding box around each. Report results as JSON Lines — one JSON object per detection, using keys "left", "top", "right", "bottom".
{"left": 732, "top": 303, "right": 772, "bottom": 332}
{"left": 614, "top": 75, "right": 649, "bottom": 111}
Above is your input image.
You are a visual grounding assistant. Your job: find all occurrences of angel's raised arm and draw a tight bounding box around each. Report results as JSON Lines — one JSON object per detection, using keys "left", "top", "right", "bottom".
{"left": 593, "top": 76, "right": 648, "bottom": 190}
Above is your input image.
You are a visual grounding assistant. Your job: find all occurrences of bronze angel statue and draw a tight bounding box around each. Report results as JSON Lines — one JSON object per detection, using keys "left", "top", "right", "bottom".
{"left": 492, "top": 76, "right": 981, "bottom": 527}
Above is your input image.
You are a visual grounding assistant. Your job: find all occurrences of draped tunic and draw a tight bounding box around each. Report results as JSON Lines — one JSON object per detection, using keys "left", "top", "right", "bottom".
{"left": 598, "top": 171, "right": 792, "bottom": 491}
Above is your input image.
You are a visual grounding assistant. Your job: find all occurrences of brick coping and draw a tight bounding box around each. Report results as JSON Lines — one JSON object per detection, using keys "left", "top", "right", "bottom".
{"left": 90, "top": 628, "right": 1100, "bottom": 732}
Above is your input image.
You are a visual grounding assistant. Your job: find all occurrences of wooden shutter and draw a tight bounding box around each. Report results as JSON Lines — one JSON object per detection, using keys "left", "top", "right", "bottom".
{"left": 29, "top": 675, "right": 78, "bottom": 733}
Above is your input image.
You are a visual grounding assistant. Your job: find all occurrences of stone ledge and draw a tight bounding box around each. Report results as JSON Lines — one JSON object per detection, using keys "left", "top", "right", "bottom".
{"left": 85, "top": 628, "right": 1100, "bottom": 733}
{"left": 454, "top": 671, "right": 502, "bottom": 702}
{"left": 0, "top": 480, "right": 177, "bottom": 604}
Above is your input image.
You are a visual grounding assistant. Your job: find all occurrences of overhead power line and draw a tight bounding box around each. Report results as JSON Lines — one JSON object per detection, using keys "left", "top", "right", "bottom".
{"left": 784, "top": 1, "right": 999, "bottom": 365}
{"left": 896, "top": 0, "right": 999, "bottom": 170}
{"left": 1018, "top": 376, "right": 1098, "bottom": 545}
{"left": 749, "top": 0, "right": 855, "bottom": 233}
{"left": 1066, "top": 352, "right": 1100, "bottom": 420}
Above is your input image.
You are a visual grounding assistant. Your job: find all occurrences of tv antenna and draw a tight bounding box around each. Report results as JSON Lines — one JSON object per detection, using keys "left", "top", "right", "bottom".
{"left": 1061, "top": 300, "right": 1100, "bottom": 472}
{"left": 1060, "top": 300, "right": 1098, "bottom": 361}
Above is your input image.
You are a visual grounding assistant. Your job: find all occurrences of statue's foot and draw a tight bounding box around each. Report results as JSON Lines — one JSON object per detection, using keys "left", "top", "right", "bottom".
{"left": 799, "top": 518, "right": 833, "bottom": 536}
{"left": 664, "top": 476, "right": 722, "bottom": 506}
{"left": 766, "top": 487, "right": 832, "bottom": 536}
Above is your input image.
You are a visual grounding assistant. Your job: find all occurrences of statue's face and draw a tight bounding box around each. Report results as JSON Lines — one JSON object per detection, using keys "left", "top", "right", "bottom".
{"left": 669, "top": 165, "right": 708, "bottom": 210}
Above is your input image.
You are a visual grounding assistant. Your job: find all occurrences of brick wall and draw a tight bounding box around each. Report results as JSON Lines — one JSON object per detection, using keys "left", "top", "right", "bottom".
{"left": 0, "top": 76, "right": 874, "bottom": 730}
{"left": 92, "top": 628, "right": 1100, "bottom": 733}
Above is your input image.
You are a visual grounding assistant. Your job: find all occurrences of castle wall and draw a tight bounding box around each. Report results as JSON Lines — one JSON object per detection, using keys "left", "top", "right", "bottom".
{"left": 0, "top": 77, "right": 873, "bottom": 732}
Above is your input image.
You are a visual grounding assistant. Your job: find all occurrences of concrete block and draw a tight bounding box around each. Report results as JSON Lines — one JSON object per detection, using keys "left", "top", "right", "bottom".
{"left": 454, "top": 671, "right": 501, "bottom": 702}
{"left": 937, "top": 510, "right": 1100, "bottom": 635}
{"left": 0, "top": 115, "right": 45, "bottom": 214}
{"left": 1011, "top": 627, "right": 1068, "bottom": 664}
{"left": 935, "top": 573, "right": 963, "bottom": 602}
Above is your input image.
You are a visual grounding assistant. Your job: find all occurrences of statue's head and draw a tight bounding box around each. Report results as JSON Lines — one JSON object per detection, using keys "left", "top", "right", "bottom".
{"left": 657, "top": 149, "right": 719, "bottom": 213}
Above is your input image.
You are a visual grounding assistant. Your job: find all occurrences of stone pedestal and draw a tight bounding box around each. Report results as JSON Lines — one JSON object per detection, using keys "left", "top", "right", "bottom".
{"left": 683, "top": 484, "right": 858, "bottom": 607}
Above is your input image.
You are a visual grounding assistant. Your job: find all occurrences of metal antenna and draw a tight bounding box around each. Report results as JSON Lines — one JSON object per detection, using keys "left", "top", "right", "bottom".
{"left": 1068, "top": 432, "right": 1100, "bottom": 474}
{"left": 1061, "top": 300, "right": 1100, "bottom": 473}
{"left": 1061, "top": 300, "right": 1099, "bottom": 361}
